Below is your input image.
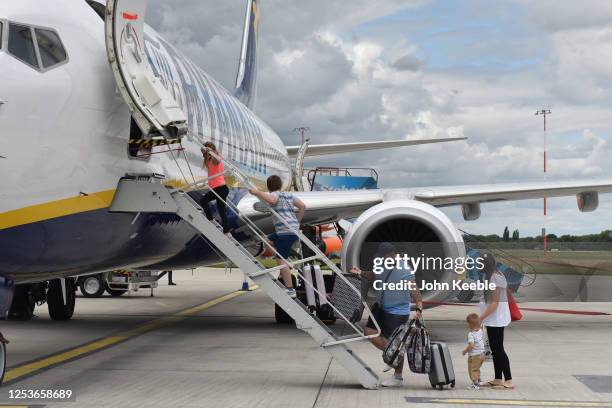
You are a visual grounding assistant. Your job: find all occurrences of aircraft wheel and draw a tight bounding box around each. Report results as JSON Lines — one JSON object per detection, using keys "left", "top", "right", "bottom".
{"left": 79, "top": 274, "right": 105, "bottom": 298}
{"left": 48, "top": 278, "right": 76, "bottom": 321}
{"left": 0, "top": 342, "right": 5, "bottom": 386}
{"left": 274, "top": 303, "right": 294, "bottom": 324}
{"left": 105, "top": 285, "right": 127, "bottom": 297}
{"left": 8, "top": 284, "right": 35, "bottom": 321}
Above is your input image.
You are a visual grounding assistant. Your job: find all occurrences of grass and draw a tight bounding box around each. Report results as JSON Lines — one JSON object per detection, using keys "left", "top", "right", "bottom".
{"left": 211, "top": 250, "right": 612, "bottom": 277}
{"left": 504, "top": 249, "right": 612, "bottom": 276}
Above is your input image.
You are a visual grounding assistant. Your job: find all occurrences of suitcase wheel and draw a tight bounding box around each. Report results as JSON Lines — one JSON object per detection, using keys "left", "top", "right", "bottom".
{"left": 450, "top": 381, "right": 455, "bottom": 388}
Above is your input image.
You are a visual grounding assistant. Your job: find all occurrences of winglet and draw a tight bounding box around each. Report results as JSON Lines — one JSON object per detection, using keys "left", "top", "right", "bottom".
{"left": 286, "top": 137, "right": 467, "bottom": 158}
{"left": 234, "top": 0, "right": 260, "bottom": 110}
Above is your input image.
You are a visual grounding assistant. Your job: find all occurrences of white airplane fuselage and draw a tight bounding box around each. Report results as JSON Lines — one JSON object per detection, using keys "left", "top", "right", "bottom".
{"left": 0, "top": 1, "right": 291, "bottom": 283}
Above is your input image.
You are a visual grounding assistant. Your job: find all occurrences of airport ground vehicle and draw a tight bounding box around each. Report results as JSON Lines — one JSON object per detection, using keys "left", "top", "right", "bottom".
{"left": 78, "top": 271, "right": 160, "bottom": 298}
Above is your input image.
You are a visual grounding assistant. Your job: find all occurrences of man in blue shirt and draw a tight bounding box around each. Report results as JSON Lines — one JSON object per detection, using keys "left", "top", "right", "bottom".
{"left": 350, "top": 242, "right": 423, "bottom": 387}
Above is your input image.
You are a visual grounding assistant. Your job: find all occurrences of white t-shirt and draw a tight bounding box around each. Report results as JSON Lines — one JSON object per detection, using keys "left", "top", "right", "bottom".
{"left": 479, "top": 271, "right": 510, "bottom": 327}
{"left": 467, "top": 328, "right": 485, "bottom": 356}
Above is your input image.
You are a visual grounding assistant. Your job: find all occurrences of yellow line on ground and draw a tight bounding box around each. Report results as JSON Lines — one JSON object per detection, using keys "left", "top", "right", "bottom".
{"left": 4, "top": 286, "right": 259, "bottom": 384}
{"left": 428, "top": 399, "right": 612, "bottom": 407}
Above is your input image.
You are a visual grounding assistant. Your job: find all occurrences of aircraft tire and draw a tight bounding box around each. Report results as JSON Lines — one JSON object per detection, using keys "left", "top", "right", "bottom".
{"left": 47, "top": 278, "right": 76, "bottom": 321}
{"left": 105, "top": 285, "right": 127, "bottom": 297}
{"left": 79, "top": 274, "right": 105, "bottom": 298}
{"left": 8, "top": 284, "right": 35, "bottom": 321}
{"left": 274, "top": 303, "right": 294, "bottom": 324}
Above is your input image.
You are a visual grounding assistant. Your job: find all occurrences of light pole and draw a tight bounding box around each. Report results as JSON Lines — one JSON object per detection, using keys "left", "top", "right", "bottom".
{"left": 293, "top": 127, "right": 310, "bottom": 145}
{"left": 535, "top": 109, "right": 551, "bottom": 253}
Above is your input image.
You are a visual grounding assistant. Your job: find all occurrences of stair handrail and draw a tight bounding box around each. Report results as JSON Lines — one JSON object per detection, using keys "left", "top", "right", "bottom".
{"left": 176, "top": 149, "right": 382, "bottom": 343}
{"left": 459, "top": 229, "right": 537, "bottom": 287}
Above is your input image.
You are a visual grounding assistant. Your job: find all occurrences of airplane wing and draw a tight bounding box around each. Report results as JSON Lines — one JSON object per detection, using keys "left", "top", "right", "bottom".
{"left": 286, "top": 137, "right": 467, "bottom": 158}
{"left": 237, "top": 179, "right": 612, "bottom": 225}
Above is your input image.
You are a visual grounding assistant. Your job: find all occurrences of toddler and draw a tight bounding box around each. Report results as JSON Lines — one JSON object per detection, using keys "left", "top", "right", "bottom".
{"left": 462, "top": 313, "right": 485, "bottom": 389}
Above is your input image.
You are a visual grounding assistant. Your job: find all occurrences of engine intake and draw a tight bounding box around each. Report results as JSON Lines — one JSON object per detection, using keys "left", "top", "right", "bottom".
{"left": 341, "top": 200, "right": 466, "bottom": 304}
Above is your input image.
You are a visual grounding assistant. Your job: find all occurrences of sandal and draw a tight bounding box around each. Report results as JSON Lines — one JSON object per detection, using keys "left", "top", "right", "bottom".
{"left": 484, "top": 380, "right": 504, "bottom": 387}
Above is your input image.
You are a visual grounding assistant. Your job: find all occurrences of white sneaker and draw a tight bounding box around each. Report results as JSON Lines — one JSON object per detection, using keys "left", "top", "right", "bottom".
{"left": 381, "top": 377, "right": 403, "bottom": 387}
{"left": 468, "top": 383, "right": 480, "bottom": 390}
{"left": 286, "top": 288, "right": 297, "bottom": 298}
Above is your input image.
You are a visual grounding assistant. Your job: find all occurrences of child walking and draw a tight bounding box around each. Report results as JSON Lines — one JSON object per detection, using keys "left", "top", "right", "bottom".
{"left": 462, "top": 313, "right": 485, "bottom": 389}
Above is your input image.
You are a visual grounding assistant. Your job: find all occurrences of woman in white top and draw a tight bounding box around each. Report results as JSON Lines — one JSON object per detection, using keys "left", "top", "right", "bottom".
{"left": 478, "top": 252, "right": 514, "bottom": 389}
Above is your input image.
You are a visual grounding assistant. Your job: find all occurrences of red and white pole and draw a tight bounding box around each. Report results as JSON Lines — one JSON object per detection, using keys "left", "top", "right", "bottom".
{"left": 535, "top": 109, "right": 551, "bottom": 254}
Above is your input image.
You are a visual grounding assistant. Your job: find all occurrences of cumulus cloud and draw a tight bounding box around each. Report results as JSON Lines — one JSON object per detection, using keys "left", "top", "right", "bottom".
{"left": 146, "top": 0, "right": 612, "bottom": 236}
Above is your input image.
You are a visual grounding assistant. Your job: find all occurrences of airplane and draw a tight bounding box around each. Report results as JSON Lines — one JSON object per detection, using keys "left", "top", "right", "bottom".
{"left": 1, "top": 0, "right": 611, "bottom": 323}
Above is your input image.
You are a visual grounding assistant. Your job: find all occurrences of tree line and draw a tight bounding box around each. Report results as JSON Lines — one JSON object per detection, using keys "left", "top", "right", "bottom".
{"left": 470, "top": 227, "right": 612, "bottom": 243}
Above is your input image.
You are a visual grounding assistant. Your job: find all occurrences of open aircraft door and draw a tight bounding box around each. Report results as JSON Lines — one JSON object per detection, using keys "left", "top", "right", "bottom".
{"left": 105, "top": 0, "right": 187, "bottom": 138}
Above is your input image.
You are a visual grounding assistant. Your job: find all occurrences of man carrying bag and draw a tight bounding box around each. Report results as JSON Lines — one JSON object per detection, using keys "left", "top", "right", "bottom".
{"left": 350, "top": 242, "right": 423, "bottom": 387}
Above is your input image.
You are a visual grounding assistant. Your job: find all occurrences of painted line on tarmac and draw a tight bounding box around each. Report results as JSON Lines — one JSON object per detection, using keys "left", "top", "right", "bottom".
{"left": 3, "top": 286, "right": 258, "bottom": 386}
{"left": 0, "top": 405, "right": 43, "bottom": 408}
{"left": 405, "top": 397, "right": 612, "bottom": 407}
{"left": 424, "top": 301, "right": 610, "bottom": 316}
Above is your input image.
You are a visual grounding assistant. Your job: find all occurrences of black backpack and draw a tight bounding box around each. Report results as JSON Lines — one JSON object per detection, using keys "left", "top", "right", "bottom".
{"left": 406, "top": 318, "right": 432, "bottom": 374}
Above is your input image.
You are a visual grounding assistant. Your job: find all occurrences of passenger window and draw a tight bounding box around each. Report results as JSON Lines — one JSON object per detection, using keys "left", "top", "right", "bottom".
{"left": 35, "top": 29, "right": 66, "bottom": 68}
{"left": 0, "top": 22, "right": 3, "bottom": 49}
{"left": 8, "top": 24, "right": 38, "bottom": 68}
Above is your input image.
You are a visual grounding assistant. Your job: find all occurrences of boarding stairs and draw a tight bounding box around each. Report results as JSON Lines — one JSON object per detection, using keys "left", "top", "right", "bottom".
{"left": 109, "top": 156, "right": 381, "bottom": 389}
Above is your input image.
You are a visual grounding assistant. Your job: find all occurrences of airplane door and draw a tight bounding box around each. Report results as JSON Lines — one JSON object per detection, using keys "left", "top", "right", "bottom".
{"left": 104, "top": 0, "right": 187, "bottom": 139}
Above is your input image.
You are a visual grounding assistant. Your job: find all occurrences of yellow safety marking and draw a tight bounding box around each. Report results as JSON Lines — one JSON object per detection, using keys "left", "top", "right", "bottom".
{"left": 418, "top": 398, "right": 612, "bottom": 407}
{"left": 4, "top": 286, "right": 258, "bottom": 384}
{"left": 0, "top": 406, "right": 32, "bottom": 408}
{"left": 128, "top": 138, "right": 181, "bottom": 147}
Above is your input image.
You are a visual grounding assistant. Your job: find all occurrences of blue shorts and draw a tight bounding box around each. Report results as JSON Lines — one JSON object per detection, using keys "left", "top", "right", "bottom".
{"left": 267, "top": 232, "right": 298, "bottom": 259}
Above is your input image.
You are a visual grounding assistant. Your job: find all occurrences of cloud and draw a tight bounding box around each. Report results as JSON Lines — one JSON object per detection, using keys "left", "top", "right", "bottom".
{"left": 146, "top": 0, "right": 612, "bottom": 236}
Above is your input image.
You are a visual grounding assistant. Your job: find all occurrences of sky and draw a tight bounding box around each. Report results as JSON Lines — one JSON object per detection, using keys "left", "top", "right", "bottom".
{"left": 147, "top": 0, "right": 612, "bottom": 237}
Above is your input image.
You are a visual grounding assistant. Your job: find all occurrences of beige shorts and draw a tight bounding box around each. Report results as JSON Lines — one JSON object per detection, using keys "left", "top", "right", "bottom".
{"left": 468, "top": 353, "right": 485, "bottom": 383}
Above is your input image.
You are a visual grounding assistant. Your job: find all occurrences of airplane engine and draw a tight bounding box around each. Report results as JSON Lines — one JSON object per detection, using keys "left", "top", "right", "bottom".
{"left": 341, "top": 199, "right": 466, "bottom": 304}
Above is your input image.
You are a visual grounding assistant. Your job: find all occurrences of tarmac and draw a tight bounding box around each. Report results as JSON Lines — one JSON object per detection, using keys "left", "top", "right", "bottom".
{"left": 1, "top": 268, "right": 611, "bottom": 408}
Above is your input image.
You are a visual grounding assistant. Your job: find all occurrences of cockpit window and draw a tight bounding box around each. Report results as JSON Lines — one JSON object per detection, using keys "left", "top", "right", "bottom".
{"left": 85, "top": 0, "right": 106, "bottom": 21}
{"left": 35, "top": 28, "right": 66, "bottom": 68}
{"left": 8, "top": 23, "right": 39, "bottom": 69}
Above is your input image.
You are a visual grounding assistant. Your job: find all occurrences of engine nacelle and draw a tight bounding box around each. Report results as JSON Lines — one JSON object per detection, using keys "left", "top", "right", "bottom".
{"left": 341, "top": 200, "right": 466, "bottom": 304}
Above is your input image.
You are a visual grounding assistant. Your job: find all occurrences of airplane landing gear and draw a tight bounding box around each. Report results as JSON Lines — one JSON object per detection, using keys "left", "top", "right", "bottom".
{"left": 8, "top": 284, "right": 35, "bottom": 321}
{"left": 47, "top": 278, "right": 76, "bottom": 321}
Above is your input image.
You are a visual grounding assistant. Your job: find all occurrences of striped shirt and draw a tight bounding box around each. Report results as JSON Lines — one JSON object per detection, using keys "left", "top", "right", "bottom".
{"left": 271, "top": 191, "right": 299, "bottom": 235}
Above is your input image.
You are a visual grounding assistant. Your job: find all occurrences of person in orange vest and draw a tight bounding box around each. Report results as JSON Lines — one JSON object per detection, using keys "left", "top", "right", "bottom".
{"left": 201, "top": 142, "right": 230, "bottom": 235}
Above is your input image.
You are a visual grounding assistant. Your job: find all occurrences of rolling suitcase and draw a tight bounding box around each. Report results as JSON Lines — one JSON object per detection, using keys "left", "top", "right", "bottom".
{"left": 331, "top": 274, "right": 368, "bottom": 323}
{"left": 429, "top": 341, "right": 456, "bottom": 390}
